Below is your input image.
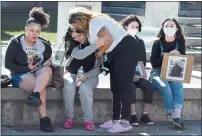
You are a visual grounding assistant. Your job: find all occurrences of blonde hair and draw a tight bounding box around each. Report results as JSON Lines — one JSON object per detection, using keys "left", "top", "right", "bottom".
{"left": 69, "top": 7, "right": 119, "bottom": 32}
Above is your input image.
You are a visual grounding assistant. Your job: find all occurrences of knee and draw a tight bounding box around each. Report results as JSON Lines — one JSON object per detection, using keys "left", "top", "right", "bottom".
{"left": 174, "top": 82, "right": 183, "bottom": 89}
{"left": 42, "top": 67, "right": 53, "bottom": 76}
{"left": 79, "top": 84, "right": 93, "bottom": 97}
{"left": 63, "top": 80, "right": 75, "bottom": 94}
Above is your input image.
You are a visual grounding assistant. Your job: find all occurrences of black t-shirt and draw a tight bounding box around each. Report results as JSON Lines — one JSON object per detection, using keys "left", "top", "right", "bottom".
{"left": 150, "top": 38, "right": 186, "bottom": 69}
{"left": 135, "top": 36, "right": 146, "bottom": 67}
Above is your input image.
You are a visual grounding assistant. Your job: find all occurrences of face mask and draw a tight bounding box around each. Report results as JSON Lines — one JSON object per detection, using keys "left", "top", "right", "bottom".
{"left": 163, "top": 27, "right": 176, "bottom": 36}
{"left": 127, "top": 29, "right": 138, "bottom": 37}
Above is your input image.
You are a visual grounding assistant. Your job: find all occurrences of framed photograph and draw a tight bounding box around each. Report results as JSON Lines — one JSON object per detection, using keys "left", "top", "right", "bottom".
{"left": 160, "top": 53, "right": 195, "bottom": 83}
{"left": 134, "top": 61, "right": 147, "bottom": 79}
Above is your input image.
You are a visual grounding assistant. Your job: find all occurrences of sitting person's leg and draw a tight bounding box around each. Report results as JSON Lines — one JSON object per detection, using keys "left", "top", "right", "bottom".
{"left": 19, "top": 69, "right": 53, "bottom": 132}
{"left": 135, "top": 78, "right": 155, "bottom": 125}
{"left": 34, "top": 67, "right": 52, "bottom": 93}
{"left": 19, "top": 73, "right": 42, "bottom": 107}
{"left": 78, "top": 77, "right": 98, "bottom": 131}
{"left": 130, "top": 86, "right": 139, "bottom": 126}
{"left": 63, "top": 74, "right": 77, "bottom": 129}
{"left": 151, "top": 71, "right": 174, "bottom": 122}
{"left": 38, "top": 89, "right": 54, "bottom": 132}
{"left": 169, "top": 81, "right": 186, "bottom": 128}
{"left": 34, "top": 67, "right": 53, "bottom": 132}
{"left": 35, "top": 67, "right": 53, "bottom": 132}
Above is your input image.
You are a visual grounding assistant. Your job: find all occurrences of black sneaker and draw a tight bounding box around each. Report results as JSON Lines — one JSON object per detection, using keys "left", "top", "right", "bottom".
{"left": 25, "top": 92, "right": 42, "bottom": 107}
{"left": 172, "top": 118, "right": 186, "bottom": 129}
{"left": 130, "top": 114, "right": 139, "bottom": 126}
{"left": 40, "top": 117, "right": 54, "bottom": 132}
{"left": 140, "top": 113, "right": 154, "bottom": 125}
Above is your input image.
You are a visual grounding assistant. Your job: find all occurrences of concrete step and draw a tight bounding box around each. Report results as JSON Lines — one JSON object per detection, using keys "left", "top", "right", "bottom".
{"left": 182, "top": 25, "right": 201, "bottom": 35}
{"left": 145, "top": 51, "right": 201, "bottom": 63}
{"left": 104, "top": 13, "right": 202, "bottom": 29}
{"left": 178, "top": 17, "right": 202, "bottom": 26}
{"left": 1, "top": 74, "right": 201, "bottom": 126}
{"left": 102, "top": 1, "right": 146, "bottom": 8}
{"left": 179, "top": 10, "right": 202, "bottom": 17}
{"left": 102, "top": 6, "right": 145, "bottom": 16}
{"left": 2, "top": 120, "right": 201, "bottom": 135}
{"left": 138, "top": 35, "right": 202, "bottom": 48}
{"left": 180, "top": 2, "right": 202, "bottom": 10}
{"left": 106, "top": 13, "right": 143, "bottom": 21}
{"left": 185, "top": 37, "right": 202, "bottom": 47}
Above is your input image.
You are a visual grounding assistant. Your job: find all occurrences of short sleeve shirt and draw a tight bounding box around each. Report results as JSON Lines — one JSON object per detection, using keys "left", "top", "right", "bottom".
{"left": 20, "top": 36, "right": 45, "bottom": 66}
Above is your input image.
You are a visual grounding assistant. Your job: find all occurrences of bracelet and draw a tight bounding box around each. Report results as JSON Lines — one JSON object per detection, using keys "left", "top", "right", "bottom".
{"left": 95, "top": 53, "right": 102, "bottom": 60}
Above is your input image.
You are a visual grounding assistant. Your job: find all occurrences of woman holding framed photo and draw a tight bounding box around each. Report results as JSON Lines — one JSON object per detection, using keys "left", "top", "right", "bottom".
{"left": 149, "top": 17, "right": 186, "bottom": 129}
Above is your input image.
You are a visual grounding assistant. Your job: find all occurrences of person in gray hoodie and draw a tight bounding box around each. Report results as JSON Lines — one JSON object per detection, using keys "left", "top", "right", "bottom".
{"left": 62, "top": 26, "right": 107, "bottom": 131}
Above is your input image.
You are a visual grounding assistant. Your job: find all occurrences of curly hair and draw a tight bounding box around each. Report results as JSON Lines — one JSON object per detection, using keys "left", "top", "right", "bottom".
{"left": 26, "top": 7, "right": 50, "bottom": 28}
{"left": 120, "top": 14, "right": 142, "bottom": 32}
{"left": 63, "top": 26, "right": 84, "bottom": 59}
{"left": 69, "top": 7, "right": 119, "bottom": 32}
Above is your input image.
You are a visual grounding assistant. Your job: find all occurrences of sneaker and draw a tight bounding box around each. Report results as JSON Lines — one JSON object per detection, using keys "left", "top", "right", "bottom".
{"left": 140, "top": 113, "right": 154, "bottom": 125}
{"left": 40, "top": 117, "right": 54, "bottom": 132}
{"left": 84, "top": 121, "right": 95, "bottom": 131}
{"left": 63, "top": 119, "right": 75, "bottom": 129}
{"left": 25, "top": 92, "right": 42, "bottom": 107}
{"left": 167, "top": 113, "right": 174, "bottom": 122}
{"left": 172, "top": 118, "right": 186, "bottom": 129}
{"left": 130, "top": 114, "right": 139, "bottom": 126}
{"left": 99, "top": 120, "right": 119, "bottom": 128}
{"left": 107, "top": 121, "right": 132, "bottom": 133}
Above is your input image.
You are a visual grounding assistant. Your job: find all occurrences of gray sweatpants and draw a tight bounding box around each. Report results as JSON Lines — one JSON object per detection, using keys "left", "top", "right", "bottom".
{"left": 63, "top": 73, "right": 99, "bottom": 122}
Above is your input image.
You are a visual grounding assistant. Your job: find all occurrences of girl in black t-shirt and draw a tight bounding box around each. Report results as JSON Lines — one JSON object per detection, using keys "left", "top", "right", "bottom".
{"left": 149, "top": 17, "right": 186, "bottom": 129}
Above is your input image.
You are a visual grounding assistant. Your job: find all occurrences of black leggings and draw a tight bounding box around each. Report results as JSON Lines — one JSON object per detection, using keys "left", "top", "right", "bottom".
{"left": 132, "top": 78, "right": 155, "bottom": 104}
{"left": 108, "top": 35, "right": 140, "bottom": 121}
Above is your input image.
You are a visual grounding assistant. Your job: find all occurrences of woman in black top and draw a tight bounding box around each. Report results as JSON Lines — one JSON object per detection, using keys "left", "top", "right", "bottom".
{"left": 150, "top": 17, "right": 186, "bottom": 129}
{"left": 5, "top": 7, "right": 53, "bottom": 132}
{"left": 121, "top": 14, "right": 155, "bottom": 126}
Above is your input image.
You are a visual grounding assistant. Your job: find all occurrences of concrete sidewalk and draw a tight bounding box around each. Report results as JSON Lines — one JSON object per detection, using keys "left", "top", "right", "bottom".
{"left": 1, "top": 120, "right": 201, "bottom": 136}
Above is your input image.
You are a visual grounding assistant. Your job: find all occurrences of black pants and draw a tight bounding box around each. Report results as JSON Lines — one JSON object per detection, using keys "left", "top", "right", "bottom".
{"left": 108, "top": 35, "right": 140, "bottom": 121}
{"left": 132, "top": 78, "right": 155, "bottom": 104}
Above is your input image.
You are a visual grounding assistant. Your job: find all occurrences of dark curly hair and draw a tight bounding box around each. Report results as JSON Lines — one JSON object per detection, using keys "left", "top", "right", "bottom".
{"left": 63, "top": 26, "right": 85, "bottom": 59}
{"left": 26, "top": 7, "right": 50, "bottom": 28}
{"left": 120, "top": 14, "right": 142, "bottom": 32}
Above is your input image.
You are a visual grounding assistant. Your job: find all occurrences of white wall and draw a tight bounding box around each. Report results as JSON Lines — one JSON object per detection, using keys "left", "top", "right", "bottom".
{"left": 56, "top": 2, "right": 101, "bottom": 48}
{"left": 144, "top": 2, "right": 179, "bottom": 28}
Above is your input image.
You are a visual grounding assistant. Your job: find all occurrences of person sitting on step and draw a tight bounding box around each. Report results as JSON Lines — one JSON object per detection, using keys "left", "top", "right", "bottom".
{"left": 5, "top": 7, "right": 54, "bottom": 132}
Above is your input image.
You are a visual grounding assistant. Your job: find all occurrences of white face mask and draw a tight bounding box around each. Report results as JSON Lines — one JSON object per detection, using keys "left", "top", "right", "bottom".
{"left": 163, "top": 27, "right": 176, "bottom": 36}
{"left": 127, "top": 29, "right": 138, "bottom": 37}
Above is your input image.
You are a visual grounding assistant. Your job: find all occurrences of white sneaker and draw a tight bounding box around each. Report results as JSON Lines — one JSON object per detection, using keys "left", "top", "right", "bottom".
{"left": 99, "top": 120, "right": 119, "bottom": 128}
{"left": 107, "top": 121, "right": 132, "bottom": 133}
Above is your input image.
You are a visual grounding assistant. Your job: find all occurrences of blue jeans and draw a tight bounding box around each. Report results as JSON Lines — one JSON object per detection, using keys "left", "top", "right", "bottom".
{"left": 11, "top": 73, "right": 27, "bottom": 88}
{"left": 151, "top": 69, "right": 184, "bottom": 113}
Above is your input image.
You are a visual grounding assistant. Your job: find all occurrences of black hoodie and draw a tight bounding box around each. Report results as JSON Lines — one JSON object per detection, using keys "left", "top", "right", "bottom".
{"left": 135, "top": 35, "right": 147, "bottom": 67}
{"left": 5, "top": 34, "right": 52, "bottom": 75}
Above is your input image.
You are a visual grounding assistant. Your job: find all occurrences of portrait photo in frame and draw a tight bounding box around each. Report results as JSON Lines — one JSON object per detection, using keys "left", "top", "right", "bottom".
{"left": 160, "top": 53, "right": 195, "bottom": 83}
{"left": 134, "top": 61, "right": 147, "bottom": 79}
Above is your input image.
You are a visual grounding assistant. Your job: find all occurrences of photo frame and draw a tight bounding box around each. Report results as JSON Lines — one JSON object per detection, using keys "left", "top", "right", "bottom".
{"left": 134, "top": 61, "right": 147, "bottom": 79}
{"left": 160, "top": 53, "right": 195, "bottom": 83}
